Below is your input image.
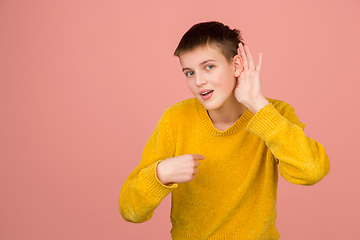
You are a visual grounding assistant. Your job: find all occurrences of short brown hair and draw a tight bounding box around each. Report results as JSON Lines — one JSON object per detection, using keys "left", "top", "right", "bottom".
{"left": 174, "top": 21, "right": 244, "bottom": 62}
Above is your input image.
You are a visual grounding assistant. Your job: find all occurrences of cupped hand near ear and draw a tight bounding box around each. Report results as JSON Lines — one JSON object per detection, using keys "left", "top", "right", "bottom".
{"left": 234, "top": 43, "right": 269, "bottom": 114}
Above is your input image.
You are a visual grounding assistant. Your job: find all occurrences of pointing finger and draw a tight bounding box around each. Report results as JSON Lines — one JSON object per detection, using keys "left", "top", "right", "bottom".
{"left": 191, "top": 154, "right": 205, "bottom": 160}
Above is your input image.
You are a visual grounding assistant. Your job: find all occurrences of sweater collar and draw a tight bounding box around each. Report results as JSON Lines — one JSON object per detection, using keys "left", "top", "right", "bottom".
{"left": 196, "top": 98, "right": 253, "bottom": 136}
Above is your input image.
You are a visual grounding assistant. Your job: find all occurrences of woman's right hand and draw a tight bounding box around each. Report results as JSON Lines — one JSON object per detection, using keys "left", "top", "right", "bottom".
{"left": 156, "top": 154, "right": 205, "bottom": 185}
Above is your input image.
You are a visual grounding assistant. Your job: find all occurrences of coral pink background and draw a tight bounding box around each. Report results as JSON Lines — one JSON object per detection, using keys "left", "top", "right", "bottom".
{"left": 1, "top": 0, "right": 359, "bottom": 239}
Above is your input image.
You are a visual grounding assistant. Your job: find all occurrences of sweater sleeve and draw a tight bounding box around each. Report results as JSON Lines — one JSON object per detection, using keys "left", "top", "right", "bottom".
{"left": 119, "top": 109, "right": 178, "bottom": 223}
{"left": 246, "top": 102, "right": 330, "bottom": 185}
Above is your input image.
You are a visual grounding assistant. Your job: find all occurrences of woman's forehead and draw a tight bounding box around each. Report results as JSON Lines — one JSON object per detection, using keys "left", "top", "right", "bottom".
{"left": 179, "top": 45, "right": 226, "bottom": 67}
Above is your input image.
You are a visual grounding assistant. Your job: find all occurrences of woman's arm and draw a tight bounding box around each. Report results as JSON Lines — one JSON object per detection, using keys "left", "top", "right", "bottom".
{"left": 247, "top": 101, "right": 330, "bottom": 185}
{"left": 119, "top": 110, "right": 177, "bottom": 223}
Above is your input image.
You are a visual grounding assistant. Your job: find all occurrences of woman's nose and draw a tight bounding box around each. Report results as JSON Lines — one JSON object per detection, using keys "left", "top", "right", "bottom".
{"left": 195, "top": 73, "right": 207, "bottom": 87}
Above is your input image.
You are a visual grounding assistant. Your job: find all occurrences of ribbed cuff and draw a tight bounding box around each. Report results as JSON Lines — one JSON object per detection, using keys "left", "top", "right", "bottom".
{"left": 141, "top": 160, "right": 178, "bottom": 200}
{"left": 246, "top": 103, "right": 285, "bottom": 141}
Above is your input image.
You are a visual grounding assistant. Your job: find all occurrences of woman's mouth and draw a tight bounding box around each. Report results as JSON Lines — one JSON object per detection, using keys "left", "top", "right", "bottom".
{"left": 200, "top": 90, "right": 214, "bottom": 100}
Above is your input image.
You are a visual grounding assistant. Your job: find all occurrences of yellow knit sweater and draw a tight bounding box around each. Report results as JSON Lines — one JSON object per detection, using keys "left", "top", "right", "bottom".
{"left": 119, "top": 97, "right": 330, "bottom": 240}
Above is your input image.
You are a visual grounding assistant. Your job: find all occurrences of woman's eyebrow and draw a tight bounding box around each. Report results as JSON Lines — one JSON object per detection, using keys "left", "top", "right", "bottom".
{"left": 200, "top": 59, "right": 216, "bottom": 65}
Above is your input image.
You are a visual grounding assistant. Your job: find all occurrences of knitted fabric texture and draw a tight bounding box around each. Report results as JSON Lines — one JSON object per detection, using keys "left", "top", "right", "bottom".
{"left": 119, "top": 98, "right": 330, "bottom": 240}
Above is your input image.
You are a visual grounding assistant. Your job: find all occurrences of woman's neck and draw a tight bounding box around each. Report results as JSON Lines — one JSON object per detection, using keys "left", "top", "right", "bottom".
{"left": 207, "top": 96, "right": 247, "bottom": 131}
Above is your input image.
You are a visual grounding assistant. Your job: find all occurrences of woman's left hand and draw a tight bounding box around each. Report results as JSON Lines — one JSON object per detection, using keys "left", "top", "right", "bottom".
{"left": 234, "top": 43, "right": 269, "bottom": 114}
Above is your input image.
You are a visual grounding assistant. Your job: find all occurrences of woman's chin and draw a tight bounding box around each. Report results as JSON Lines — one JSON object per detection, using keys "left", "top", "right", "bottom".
{"left": 199, "top": 100, "right": 221, "bottom": 112}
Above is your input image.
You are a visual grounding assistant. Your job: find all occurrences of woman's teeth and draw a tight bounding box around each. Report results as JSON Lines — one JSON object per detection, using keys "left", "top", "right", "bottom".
{"left": 201, "top": 90, "right": 213, "bottom": 96}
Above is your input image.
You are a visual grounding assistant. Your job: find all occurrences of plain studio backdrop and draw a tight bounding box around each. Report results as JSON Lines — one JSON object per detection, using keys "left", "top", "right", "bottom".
{"left": 1, "top": 0, "right": 359, "bottom": 239}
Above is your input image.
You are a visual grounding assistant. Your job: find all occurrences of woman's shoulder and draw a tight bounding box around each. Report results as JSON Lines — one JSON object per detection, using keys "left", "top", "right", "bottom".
{"left": 266, "top": 97, "right": 295, "bottom": 113}
{"left": 164, "top": 98, "right": 197, "bottom": 115}
{"left": 266, "top": 97, "right": 305, "bottom": 128}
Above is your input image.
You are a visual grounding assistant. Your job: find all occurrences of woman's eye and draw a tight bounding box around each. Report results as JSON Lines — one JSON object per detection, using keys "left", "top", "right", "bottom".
{"left": 206, "top": 65, "right": 214, "bottom": 70}
{"left": 186, "top": 71, "right": 194, "bottom": 77}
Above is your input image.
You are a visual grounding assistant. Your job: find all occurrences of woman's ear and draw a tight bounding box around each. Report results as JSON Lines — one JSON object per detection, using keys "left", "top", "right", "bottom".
{"left": 233, "top": 55, "right": 243, "bottom": 78}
